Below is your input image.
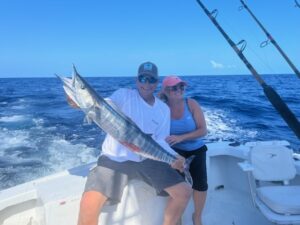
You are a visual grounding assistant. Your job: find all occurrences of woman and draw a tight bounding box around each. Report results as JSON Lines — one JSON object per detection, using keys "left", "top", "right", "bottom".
{"left": 159, "top": 75, "right": 208, "bottom": 225}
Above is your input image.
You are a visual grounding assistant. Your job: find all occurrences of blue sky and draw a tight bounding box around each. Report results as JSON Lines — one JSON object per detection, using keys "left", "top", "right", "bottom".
{"left": 0, "top": 0, "right": 299, "bottom": 78}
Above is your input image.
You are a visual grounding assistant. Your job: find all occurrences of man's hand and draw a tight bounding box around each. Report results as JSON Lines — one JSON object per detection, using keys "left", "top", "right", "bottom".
{"left": 171, "top": 155, "right": 185, "bottom": 172}
{"left": 66, "top": 95, "right": 79, "bottom": 108}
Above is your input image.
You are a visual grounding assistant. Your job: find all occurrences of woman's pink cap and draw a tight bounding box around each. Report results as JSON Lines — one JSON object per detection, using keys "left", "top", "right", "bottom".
{"left": 162, "top": 76, "right": 187, "bottom": 88}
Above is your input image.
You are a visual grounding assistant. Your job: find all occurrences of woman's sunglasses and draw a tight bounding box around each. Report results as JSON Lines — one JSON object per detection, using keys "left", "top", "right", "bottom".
{"left": 167, "top": 84, "right": 185, "bottom": 92}
{"left": 138, "top": 75, "right": 158, "bottom": 84}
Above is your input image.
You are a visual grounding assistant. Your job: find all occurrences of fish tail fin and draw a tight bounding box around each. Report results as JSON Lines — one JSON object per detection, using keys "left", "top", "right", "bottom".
{"left": 183, "top": 155, "right": 195, "bottom": 186}
{"left": 83, "top": 114, "right": 93, "bottom": 125}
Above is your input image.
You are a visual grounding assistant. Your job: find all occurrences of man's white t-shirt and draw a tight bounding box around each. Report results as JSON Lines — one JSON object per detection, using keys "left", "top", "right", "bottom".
{"left": 101, "top": 88, "right": 176, "bottom": 162}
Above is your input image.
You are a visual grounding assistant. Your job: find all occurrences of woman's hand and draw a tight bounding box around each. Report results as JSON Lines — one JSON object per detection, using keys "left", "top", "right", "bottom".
{"left": 165, "top": 135, "right": 185, "bottom": 146}
{"left": 171, "top": 155, "right": 185, "bottom": 172}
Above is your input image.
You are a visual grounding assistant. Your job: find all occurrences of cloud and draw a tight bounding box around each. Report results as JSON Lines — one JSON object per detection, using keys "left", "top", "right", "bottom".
{"left": 210, "top": 60, "right": 224, "bottom": 69}
{"left": 210, "top": 60, "right": 237, "bottom": 69}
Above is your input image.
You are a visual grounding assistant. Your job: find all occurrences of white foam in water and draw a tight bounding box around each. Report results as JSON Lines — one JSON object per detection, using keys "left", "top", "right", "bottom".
{"left": 10, "top": 98, "right": 29, "bottom": 109}
{"left": 204, "top": 108, "right": 257, "bottom": 141}
{"left": 0, "top": 115, "right": 27, "bottom": 123}
{"left": 0, "top": 128, "right": 31, "bottom": 152}
{"left": 47, "top": 137, "right": 97, "bottom": 172}
{"left": 0, "top": 126, "right": 98, "bottom": 190}
{"left": 17, "top": 98, "right": 26, "bottom": 103}
{"left": 11, "top": 105, "right": 26, "bottom": 110}
{"left": 32, "top": 118, "right": 44, "bottom": 127}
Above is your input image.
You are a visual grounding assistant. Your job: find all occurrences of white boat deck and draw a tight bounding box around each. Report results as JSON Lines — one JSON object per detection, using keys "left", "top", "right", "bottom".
{"left": 0, "top": 141, "right": 299, "bottom": 225}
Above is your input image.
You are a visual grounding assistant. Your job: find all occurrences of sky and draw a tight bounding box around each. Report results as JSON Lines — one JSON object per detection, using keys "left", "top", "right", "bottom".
{"left": 0, "top": 0, "right": 299, "bottom": 78}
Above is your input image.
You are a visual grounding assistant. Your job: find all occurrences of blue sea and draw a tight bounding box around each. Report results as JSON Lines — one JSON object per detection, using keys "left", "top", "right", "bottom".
{"left": 0, "top": 74, "right": 299, "bottom": 191}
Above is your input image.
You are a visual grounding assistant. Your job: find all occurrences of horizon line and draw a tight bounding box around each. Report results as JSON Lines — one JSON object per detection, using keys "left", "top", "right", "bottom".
{"left": 0, "top": 73, "right": 296, "bottom": 79}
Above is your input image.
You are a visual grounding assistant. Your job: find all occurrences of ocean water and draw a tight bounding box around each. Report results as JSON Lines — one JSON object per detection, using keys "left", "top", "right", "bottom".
{"left": 0, "top": 74, "right": 299, "bottom": 190}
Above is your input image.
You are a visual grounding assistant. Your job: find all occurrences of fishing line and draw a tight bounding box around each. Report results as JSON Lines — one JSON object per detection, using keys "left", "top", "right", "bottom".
{"left": 240, "top": 0, "right": 300, "bottom": 79}
{"left": 215, "top": 3, "right": 279, "bottom": 75}
{"left": 195, "top": 0, "right": 300, "bottom": 139}
{"left": 201, "top": 1, "right": 295, "bottom": 79}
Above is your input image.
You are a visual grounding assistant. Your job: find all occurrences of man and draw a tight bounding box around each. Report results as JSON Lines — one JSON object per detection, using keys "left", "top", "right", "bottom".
{"left": 74, "top": 62, "right": 191, "bottom": 225}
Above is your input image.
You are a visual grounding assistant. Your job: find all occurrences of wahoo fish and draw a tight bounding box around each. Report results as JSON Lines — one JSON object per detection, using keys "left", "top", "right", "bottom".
{"left": 56, "top": 66, "right": 193, "bottom": 185}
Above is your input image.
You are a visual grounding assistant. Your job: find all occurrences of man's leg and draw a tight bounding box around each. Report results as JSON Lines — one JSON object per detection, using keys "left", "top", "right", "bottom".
{"left": 163, "top": 182, "right": 192, "bottom": 225}
{"left": 77, "top": 191, "right": 108, "bottom": 225}
{"left": 78, "top": 156, "right": 133, "bottom": 225}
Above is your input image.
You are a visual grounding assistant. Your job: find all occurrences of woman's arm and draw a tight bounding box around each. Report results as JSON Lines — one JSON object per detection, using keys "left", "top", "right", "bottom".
{"left": 186, "top": 98, "right": 207, "bottom": 138}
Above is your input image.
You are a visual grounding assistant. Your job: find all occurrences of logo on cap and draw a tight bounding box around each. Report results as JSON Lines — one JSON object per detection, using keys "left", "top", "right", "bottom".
{"left": 143, "top": 63, "right": 153, "bottom": 71}
{"left": 138, "top": 61, "right": 158, "bottom": 77}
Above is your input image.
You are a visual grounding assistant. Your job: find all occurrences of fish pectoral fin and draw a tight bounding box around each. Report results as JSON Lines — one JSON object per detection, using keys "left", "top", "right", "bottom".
{"left": 83, "top": 114, "right": 93, "bottom": 125}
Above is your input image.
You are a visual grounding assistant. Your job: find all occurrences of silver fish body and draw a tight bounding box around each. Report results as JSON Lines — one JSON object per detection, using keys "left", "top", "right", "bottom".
{"left": 57, "top": 66, "right": 193, "bottom": 184}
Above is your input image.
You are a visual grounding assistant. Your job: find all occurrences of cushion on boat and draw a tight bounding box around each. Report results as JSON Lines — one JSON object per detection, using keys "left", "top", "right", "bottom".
{"left": 256, "top": 186, "right": 300, "bottom": 215}
{"left": 251, "top": 146, "right": 296, "bottom": 181}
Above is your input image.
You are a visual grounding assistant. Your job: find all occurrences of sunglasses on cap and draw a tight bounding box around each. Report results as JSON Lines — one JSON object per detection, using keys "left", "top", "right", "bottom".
{"left": 166, "top": 84, "right": 185, "bottom": 92}
{"left": 138, "top": 75, "right": 158, "bottom": 84}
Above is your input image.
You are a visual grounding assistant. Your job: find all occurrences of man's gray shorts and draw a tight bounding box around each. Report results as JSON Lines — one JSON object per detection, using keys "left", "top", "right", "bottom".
{"left": 84, "top": 155, "right": 185, "bottom": 205}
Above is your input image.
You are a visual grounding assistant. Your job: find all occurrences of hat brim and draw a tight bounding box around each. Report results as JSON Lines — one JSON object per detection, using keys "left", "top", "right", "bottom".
{"left": 138, "top": 72, "right": 158, "bottom": 78}
{"left": 164, "top": 80, "right": 187, "bottom": 87}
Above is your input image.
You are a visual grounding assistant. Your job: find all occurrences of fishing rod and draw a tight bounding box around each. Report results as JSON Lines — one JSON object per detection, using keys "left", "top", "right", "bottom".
{"left": 195, "top": 0, "right": 300, "bottom": 139}
{"left": 239, "top": 0, "right": 300, "bottom": 79}
{"left": 296, "top": 0, "right": 300, "bottom": 8}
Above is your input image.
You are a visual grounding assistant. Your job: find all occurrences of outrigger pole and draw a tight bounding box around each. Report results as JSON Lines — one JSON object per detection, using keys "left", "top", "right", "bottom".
{"left": 195, "top": 0, "right": 300, "bottom": 139}
{"left": 239, "top": 0, "right": 300, "bottom": 79}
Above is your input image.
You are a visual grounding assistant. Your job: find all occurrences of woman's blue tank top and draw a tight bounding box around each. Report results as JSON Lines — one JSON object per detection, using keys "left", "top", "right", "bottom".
{"left": 170, "top": 99, "right": 205, "bottom": 151}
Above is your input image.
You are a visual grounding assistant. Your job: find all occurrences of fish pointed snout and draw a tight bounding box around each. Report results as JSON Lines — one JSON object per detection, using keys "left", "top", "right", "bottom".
{"left": 72, "top": 64, "right": 78, "bottom": 74}
{"left": 55, "top": 73, "right": 64, "bottom": 83}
